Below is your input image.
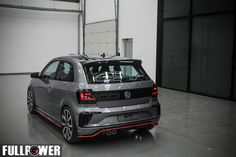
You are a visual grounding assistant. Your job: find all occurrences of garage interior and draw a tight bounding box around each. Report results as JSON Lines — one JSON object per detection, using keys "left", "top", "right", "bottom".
{"left": 0, "top": 0, "right": 236, "bottom": 157}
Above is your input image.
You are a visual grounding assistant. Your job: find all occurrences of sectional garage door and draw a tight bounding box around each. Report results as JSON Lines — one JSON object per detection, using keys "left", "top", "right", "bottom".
{"left": 84, "top": 20, "right": 116, "bottom": 57}
{"left": 0, "top": 4, "right": 79, "bottom": 74}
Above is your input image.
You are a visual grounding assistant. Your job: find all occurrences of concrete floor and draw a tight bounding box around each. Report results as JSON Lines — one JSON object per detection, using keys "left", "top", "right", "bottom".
{"left": 0, "top": 75, "right": 236, "bottom": 157}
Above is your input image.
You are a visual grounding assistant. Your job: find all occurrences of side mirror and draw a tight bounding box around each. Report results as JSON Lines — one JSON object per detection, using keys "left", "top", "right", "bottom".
{"left": 31, "top": 72, "right": 40, "bottom": 78}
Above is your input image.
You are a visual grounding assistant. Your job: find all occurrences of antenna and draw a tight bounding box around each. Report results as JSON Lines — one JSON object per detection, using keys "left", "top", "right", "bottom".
{"left": 100, "top": 53, "right": 106, "bottom": 58}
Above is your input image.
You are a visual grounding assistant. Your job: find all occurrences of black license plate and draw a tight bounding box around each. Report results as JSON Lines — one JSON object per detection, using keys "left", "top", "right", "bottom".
{"left": 118, "top": 113, "right": 135, "bottom": 122}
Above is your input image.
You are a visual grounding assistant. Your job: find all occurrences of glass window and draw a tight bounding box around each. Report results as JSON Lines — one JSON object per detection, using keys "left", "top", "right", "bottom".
{"left": 41, "top": 61, "right": 60, "bottom": 79}
{"left": 57, "top": 62, "right": 74, "bottom": 82}
{"left": 84, "top": 62, "right": 149, "bottom": 84}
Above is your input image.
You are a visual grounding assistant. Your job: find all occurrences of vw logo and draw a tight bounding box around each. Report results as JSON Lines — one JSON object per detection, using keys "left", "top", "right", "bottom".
{"left": 124, "top": 91, "right": 131, "bottom": 99}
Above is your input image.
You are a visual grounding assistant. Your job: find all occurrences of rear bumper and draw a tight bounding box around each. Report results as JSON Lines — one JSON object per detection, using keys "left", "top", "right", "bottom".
{"left": 77, "top": 120, "right": 159, "bottom": 138}
{"left": 76, "top": 99, "right": 160, "bottom": 137}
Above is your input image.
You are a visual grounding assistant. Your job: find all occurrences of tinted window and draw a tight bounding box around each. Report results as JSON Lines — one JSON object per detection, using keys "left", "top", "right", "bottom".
{"left": 41, "top": 61, "right": 60, "bottom": 79}
{"left": 57, "top": 62, "right": 74, "bottom": 82}
{"left": 84, "top": 62, "right": 149, "bottom": 84}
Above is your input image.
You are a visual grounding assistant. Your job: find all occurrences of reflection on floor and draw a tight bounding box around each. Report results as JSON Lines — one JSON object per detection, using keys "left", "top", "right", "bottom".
{"left": 0, "top": 75, "right": 236, "bottom": 157}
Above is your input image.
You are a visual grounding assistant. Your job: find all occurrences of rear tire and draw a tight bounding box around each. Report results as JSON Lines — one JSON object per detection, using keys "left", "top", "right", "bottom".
{"left": 27, "top": 88, "right": 36, "bottom": 114}
{"left": 61, "top": 106, "right": 80, "bottom": 144}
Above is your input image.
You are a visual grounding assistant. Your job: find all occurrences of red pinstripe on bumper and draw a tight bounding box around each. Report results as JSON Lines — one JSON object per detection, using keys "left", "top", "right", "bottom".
{"left": 78, "top": 121, "right": 158, "bottom": 138}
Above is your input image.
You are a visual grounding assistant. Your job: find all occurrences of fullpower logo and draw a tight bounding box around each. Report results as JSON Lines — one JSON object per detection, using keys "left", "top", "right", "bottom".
{"left": 1, "top": 144, "right": 61, "bottom": 157}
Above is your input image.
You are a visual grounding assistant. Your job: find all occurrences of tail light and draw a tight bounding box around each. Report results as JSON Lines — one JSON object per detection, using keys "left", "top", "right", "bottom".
{"left": 152, "top": 85, "right": 158, "bottom": 97}
{"left": 76, "top": 89, "right": 96, "bottom": 103}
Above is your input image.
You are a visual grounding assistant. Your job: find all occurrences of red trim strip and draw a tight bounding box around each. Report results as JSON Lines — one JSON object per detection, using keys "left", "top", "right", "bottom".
{"left": 152, "top": 91, "right": 158, "bottom": 95}
{"left": 35, "top": 109, "right": 62, "bottom": 128}
{"left": 78, "top": 121, "right": 158, "bottom": 138}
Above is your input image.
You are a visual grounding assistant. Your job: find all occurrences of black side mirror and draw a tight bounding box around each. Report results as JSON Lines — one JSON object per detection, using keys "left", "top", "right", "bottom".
{"left": 31, "top": 72, "right": 40, "bottom": 78}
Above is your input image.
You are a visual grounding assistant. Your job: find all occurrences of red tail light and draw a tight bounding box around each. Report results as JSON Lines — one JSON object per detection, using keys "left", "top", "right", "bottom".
{"left": 77, "top": 90, "right": 96, "bottom": 103}
{"left": 152, "top": 85, "right": 158, "bottom": 97}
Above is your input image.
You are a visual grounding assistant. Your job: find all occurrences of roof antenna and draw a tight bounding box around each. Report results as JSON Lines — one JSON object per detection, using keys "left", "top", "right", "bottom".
{"left": 101, "top": 53, "right": 106, "bottom": 58}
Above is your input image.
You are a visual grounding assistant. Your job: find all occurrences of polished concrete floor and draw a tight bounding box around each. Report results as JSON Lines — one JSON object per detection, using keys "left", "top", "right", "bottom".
{"left": 0, "top": 75, "right": 236, "bottom": 157}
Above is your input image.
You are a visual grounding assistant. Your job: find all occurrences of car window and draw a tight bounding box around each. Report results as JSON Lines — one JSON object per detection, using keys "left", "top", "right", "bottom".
{"left": 56, "top": 62, "right": 74, "bottom": 82}
{"left": 121, "top": 65, "right": 138, "bottom": 76}
{"left": 41, "top": 61, "right": 60, "bottom": 79}
{"left": 84, "top": 62, "right": 149, "bottom": 84}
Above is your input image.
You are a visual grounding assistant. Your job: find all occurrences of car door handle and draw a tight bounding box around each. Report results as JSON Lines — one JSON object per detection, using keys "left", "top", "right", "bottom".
{"left": 48, "top": 87, "right": 53, "bottom": 92}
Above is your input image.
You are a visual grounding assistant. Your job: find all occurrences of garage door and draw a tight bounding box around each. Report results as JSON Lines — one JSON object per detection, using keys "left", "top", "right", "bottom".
{"left": 85, "top": 0, "right": 117, "bottom": 57}
{"left": 84, "top": 20, "right": 116, "bottom": 56}
{"left": 0, "top": 2, "right": 80, "bottom": 74}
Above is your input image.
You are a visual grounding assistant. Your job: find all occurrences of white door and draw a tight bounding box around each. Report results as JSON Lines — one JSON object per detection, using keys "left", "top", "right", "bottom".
{"left": 123, "top": 38, "right": 133, "bottom": 59}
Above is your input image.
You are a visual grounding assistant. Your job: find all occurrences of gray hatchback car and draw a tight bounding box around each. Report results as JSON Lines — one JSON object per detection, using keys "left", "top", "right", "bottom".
{"left": 27, "top": 55, "right": 160, "bottom": 143}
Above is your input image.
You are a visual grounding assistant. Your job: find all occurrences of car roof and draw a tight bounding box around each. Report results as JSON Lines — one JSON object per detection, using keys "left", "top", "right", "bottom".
{"left": 54, "top": 54, "right": 142, "bottom": 65}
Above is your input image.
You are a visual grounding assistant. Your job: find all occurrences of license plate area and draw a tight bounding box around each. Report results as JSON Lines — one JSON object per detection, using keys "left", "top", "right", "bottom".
{"left": 118, "top": 113, "right": 136, "bottom": 122}
{"left": 117, "top": 112, "right": 152, "bottom": 122}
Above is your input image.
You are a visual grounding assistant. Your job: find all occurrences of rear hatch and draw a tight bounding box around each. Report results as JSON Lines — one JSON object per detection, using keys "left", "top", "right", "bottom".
{"left": 80, "top": 59, "right": 157, "bottom": 108}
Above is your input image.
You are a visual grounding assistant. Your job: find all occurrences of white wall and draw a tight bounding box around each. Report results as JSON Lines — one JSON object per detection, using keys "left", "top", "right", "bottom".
{"left": 0, "top": 0, "right": 80, "bottom": 73}
{"left": 85, "top": 0, "right": 157, "bottom": 81}
{"left": 119, "top": 0, "right": 157, "bottom": 81}
{"left": 86, "top": 0, "right": 115, "bottom": 23}
{"left": 0, "top": 0, "right": 158, "bottom": 80}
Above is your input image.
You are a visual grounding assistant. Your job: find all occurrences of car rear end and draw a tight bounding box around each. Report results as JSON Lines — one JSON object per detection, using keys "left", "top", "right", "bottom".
{"left": 76, "top": 59, "right": 160, "bottom": 138}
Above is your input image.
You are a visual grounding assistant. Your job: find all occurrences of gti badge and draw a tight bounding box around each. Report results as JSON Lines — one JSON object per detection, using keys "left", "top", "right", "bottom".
{"left": 124, "top": 91, "right": 131, "bottom": 99}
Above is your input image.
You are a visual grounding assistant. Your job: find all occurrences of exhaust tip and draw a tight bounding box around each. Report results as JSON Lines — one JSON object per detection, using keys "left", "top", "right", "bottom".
{"left": 105, "top": 130, "right": 117, "bottom": 136}
{"left": 106, "top": 130, "right": 112, "bottom": 136}
{"left": 111, "top": 130, "right": 117, "bottom": 135}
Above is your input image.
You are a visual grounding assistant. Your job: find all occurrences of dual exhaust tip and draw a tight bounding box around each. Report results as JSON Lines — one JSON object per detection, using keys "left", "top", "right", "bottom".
{"left": 105, "top": 129, "right": 117, "bottom": 136}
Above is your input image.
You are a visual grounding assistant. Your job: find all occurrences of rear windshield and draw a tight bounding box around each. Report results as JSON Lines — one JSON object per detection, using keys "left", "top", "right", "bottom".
{"left": 83, "top": 61, "right": 150, "bottom": 84}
